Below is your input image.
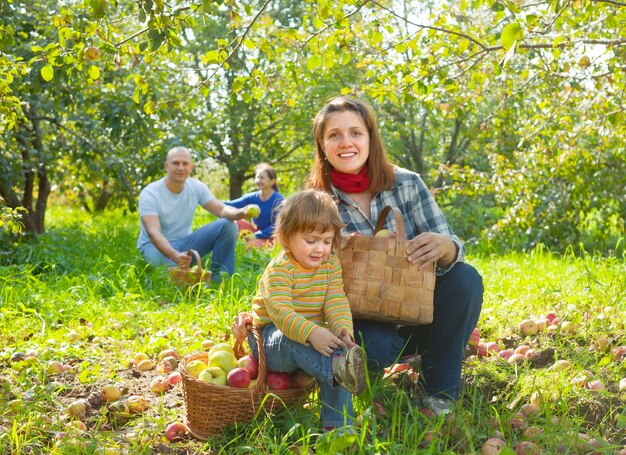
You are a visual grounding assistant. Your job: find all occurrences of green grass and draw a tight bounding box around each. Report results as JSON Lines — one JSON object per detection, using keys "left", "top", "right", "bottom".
{"left": 1, "top": 207, "right": 625, "bottom": 454}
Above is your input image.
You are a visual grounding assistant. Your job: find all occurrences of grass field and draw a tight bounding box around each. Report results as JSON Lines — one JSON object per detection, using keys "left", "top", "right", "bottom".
{"left": 1, "top": 207, "right": 625, "bottom": 454}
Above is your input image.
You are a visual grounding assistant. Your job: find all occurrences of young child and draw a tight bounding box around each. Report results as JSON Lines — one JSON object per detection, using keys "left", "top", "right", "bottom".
{"left": 244, "top": 189, "right": 366, "bottom": 430}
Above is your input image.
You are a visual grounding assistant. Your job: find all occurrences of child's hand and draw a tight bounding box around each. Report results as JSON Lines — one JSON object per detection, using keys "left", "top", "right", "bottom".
{"left": 307, "top": 326, "right": 346, "bottom": 357}
{"left": 231, "top": 312, "right": 253, "bottom": 341}
{"left": 338, "top": 328, "right": 357, "bottom": 349}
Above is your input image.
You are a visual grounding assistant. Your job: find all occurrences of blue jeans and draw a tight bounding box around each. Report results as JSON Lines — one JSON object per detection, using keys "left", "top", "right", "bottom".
{"left": 247, "top": 324, "right": 354, "bottom": 428}
{"left": 139, "top": 218, "right": 238, "bottom": 281}
{"left": 354, "top": 262, "right": 483, "bottom": 399}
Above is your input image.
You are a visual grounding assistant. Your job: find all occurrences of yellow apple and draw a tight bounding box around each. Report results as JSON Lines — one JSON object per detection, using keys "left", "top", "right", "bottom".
{"left": 185, "top": 359, "right": 207, "bottom": 379}
{"left": 207, "top": 342, "right": 233, "bottom": 357}
{"left": 197, "top": 369, "right": 214, "bottom": 383}
{"left": 246, "top": 204, "right": 261, "bottom": 218}
{"left": 208, "top": 350, "right": 238, "bottom": 374}
{"left": 374, "top": 229, "right": 395, "bottom": 238}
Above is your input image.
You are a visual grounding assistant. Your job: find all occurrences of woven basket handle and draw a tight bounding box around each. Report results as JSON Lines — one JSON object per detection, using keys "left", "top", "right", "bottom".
{"left": 232, "top": 324, "right": 268, "bottom": 395}
{"left": 374, "top": 206, "right": 406, "bottom": 241}
{"left": 185, "top": 249, "right": 203, "bottom": 275}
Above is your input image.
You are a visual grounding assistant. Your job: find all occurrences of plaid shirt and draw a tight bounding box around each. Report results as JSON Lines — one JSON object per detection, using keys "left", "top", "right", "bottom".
{"left": 332, "top": 167, "right": 465, "bottom": 275}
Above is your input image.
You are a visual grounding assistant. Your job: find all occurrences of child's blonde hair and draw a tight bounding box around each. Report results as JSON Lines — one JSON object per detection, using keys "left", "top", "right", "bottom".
{"left": 275, "top": 189, "right": 344, "bottom": 251}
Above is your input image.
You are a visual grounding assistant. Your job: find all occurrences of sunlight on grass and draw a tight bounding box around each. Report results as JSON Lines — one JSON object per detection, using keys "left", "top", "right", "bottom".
{"left": 0, "top": 208, "right": 624, "bottom": 453}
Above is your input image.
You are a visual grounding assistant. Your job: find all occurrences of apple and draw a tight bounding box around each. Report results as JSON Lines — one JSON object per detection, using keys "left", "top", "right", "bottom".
{"left": 545, "top": 311, "right": 556, "bottom": 322}
{"left": 246, "top": 204, "right": 261, "bottom": 218}
{"left": 507, "top": 354, "right": 527, "bottom": 364}
{"left": 534, "top": 319, "right": 547, "bottom": 331}
{"left": 84, "top": 46, "right": 101, "bottom": 61}
{"left": 137, "top": 359, "right": 154, "bottom": 371}
{"left": 519, "top": 320, "right": 538, "bottom": 337}
{"left": 374, "top": 229, "right": 395, "bottom": 238}
{"left": 46, "top": 361, "right": 65, "bottom": 375}
{"left": 550, "top": 359, "right": 572, "bottom": 371}
{"left": 208, "top": 342, "right": 234, "bottom": 357}
{"left": 197, "top": 369, "right": 214, "bottom": 383}
{"left": 482, "top": 437, "right": 506, "bottom": 455}
{"left": 68, "top": 399, "right": 91, "bottom": 420}
{"left": 185, "top": 359, "right": 207, "bottom": 379}
{"left": 168, "top": 371, "right": 182, "bottom": 386}
{"left": 476, "top": 342, "right": 488, "bottom": 357}
{"left": 107, "top": 400, "right": 130, "bottom": 415}
{"left": 132, "top": 352, "right": 149, "bottom": 367}
{"left": 158, "top": 360, "right": 173, "bottom": 374}
{"left": 586, "top": 379, "right": 605, "bottom": 391}
{"left": 469, "top": 327, "right": 480, "bottom": 347}
{"left": 162, "top": 355, "right": 179, "bottom": 369}
{"left": 520, "top": 403, "right": 540, "bottom": 417}
{"left": 292, "top": 370, "right": 316, "bottom": 388}
{"left": 165, "top": 422, "right": 187, "bottom": 442}
{"left": 126, "top": 395, "right": 149, "bottom": 414}
{"left": 267, "top": 371, "right": 292, "bottom": 390}
{"left": 485, "top": 341, "right": 500, "bottom": 354}
{"left": 159, "top": 348, "right": 180, "bottom": 360}
{"left": 150, "top": 376, "right": 170, "bottom": 394}
{"left": 559, "top": 320, "right": 575, "bottom": 335}
{"left": 201, "top": 340, "right": 213, "bottom": 350}
{"left": 208, "top": 350, "right": 238, "bottom": 373}
{"left": 516, "top": 441, "right": 540, "bottom": 455}
{"left": 237, "top": 355, "right": 259, "bottom": 379}
{"left": 205, "top": 366, "right": 227, "bottom": 385}
{"left": 611, "top": 346, "right": 626, "bottom": 361}
{"left": 511, "top": 412, "right": 527, "bottom": 429}
{"left": 227, "top": 367, "right": 251, "bottom": 388}
{"left": 498, "top": 349, "right": 514, "bottom": 360}
{"left": 529, "top": 391, "right": 543, "bottom": 407}
{"left": 619, "top": 377, "right": 626, "bottom": 392}
{"left": 523, "top": 426, "right": 543, "bottom": 440}
{"left": 101, "top": 384, "right": 121, "bottom": 402}
{"left": 596, "top": 335, "right": 609, "bottom": 351}
{"left": 514, "top": 345, "right": 531, "bottom": 356}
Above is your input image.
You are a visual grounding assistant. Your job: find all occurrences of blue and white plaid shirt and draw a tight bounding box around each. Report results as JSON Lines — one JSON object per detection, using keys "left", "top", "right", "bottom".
{"left": 332, "top": 167, "right": 465, "bottom": 275}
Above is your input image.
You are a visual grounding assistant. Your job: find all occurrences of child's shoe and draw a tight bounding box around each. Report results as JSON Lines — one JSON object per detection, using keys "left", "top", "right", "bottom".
{"left": 332, "top": 346, "right": 367, "bottom": 395}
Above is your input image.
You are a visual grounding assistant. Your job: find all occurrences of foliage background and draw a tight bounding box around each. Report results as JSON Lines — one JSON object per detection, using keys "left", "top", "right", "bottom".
{"left": 1, "top": 0, "right": 624, "bottom": 253}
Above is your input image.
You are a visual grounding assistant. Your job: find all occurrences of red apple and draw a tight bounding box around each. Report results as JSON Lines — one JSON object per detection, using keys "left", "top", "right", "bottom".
{"left": 516, "top": 441, "right": 541, "bottom": 455}
{"left": 292, "top": 370, "right": 316, "bottom": 388}
{"left": 519, "top": 320, "right": 538, "bottom": 337}
{"left": 165, "top": 422, "right": 187, "bottom": 442}
{"left": 586, "top": 379, "right": 605, "bottom": 391}
{"left": 511, "top": 412, "right": 527, "bottom": 429}
{"left": 150, "top": 376, "right": 170, "bottom": 394}
{"left": 168, "top": 371, "right": 182, "bottom": 386}
{"left": 237, "top": 355, "right": 259, "bottom": 379}
{"left": 159, "top": 348, "right": 180, "bottom": 360}
{"left": 46, "top": 361, "right": 65, "bottom": 375}
{"left": 482, "top": 437, "right": 507, "bottom": 454}
{"left": 508, "top": 353, "right": 527, "bottom": 364}
{"left": 545, "top": 312, "right": 556, "bottom": 322}
{"left": 523, "top": 426, "right": 543, "bottom": 440}
{"left": 476, "top": 342, "right": 488, "bottom": 357}
{"left": 469, "top": 327, "right": 480, "bottom": 347}
{"left": 227, "top": 367, "right": 251, "bottom": 388}
{"left": 267, "top": 371, "right": 292, "bottom": 390}
{"left": 514, "top": 345, "right": 531, "bottom": 356}
{"left": 485, "top": 341, "right": 500, "bottom": 354}
{"left": 68, "top": 399, "right": 91, "bottom": 420}
{"left": 611, "top": 346, "right": 626, "bottom": 361}
{"left": 498, "top": 349, "right": 514, "bottom": 360}
{"left": 520, "top": 403, "right": 540, "bottom": 417}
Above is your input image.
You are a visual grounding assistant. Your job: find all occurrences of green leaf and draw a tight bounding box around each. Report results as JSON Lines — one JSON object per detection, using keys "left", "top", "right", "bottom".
{"left": 306, "top": 54, "right": 322, "bottom": 71}
{"left": 501, "top": 22, "right": 523, "bottom": 50}
{"left": 88, "top": 65, "right": 100, "bottom": 80}
{"left": 40, "top": 65, "right": 54, "bottom": 81}
{"left": 552, "top": 35, "right": 566, "bottom": 48}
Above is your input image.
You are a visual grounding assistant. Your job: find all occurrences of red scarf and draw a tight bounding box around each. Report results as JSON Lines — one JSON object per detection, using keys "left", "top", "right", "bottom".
{"left": 331, "top": 166, "right": 370, "bottom": 193}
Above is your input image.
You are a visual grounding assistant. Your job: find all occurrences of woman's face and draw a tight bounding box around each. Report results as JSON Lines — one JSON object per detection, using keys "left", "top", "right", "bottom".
{"left": 255, "top": 170, "right": 274, "bottom": 191}
{"left": 322, "top": 111, "right": 370, "bottom": 175}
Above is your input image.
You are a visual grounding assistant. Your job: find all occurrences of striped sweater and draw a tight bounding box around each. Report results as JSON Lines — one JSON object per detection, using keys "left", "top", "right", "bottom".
{"left": 251, "top": 251, "right": 354, "bottom": 345}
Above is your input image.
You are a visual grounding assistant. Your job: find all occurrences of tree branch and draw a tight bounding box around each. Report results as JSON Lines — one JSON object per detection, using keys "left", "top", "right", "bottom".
{"left": 592, "top": 0, "right": 626, "bottom": 6}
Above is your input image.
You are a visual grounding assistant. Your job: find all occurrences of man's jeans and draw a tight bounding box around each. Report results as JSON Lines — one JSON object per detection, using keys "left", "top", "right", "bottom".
{"left": 140, "top": 219, "right": 238, "bottom": 281}
{"left": 354, "top": 262, "right": 483, "bottom": 399}
{"left": 248, "top": 324, "right": 354, "bottom": 429}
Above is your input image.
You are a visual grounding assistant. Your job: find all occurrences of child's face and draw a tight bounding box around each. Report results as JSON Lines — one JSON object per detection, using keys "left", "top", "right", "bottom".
{"left": 288, "top": 229, "right": 334, "bottom": 269}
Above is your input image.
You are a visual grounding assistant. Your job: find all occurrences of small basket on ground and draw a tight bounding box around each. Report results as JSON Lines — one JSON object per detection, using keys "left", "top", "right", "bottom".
{"left": 338, "top": 205, "right": 435, "bottom": 325}
{"left": 168, "top": 249, "right": 212, "bottom": 286}
{"left": 180, "top": 325, "right": 315, "bottom": 440}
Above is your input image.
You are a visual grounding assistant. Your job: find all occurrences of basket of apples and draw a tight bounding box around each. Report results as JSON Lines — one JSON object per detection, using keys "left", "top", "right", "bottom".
{"left": 338, "top": 205, "right": 435, "bottom": 325}
{"left": 179, "top": 325, "right": 316, "bottom": 440}
{"left": 168, "top": 249, "right": 212, "bottom": 286}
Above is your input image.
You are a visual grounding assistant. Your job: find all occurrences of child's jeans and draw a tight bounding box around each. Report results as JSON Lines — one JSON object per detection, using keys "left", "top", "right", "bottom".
{"left": 247, "top": 324, "right": 353, "bottom": 428}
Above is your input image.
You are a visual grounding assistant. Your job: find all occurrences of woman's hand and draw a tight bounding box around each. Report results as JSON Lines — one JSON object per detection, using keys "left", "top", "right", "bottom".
{"left": 406, "top": 232, "right": 457, "bottom": 270}
{"left": 307, "top": 326, "right": 346, "bottom": 357}
{"left": 231, "top": 312, "right": 253, "bottom": 341}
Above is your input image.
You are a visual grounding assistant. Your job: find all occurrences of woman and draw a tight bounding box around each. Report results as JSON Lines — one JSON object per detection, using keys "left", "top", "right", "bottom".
{"left": 225, "top": 163, "right": 284, "bottom": 249}
{"left": 307, "top": 96, "right": 483, "bottom": 414}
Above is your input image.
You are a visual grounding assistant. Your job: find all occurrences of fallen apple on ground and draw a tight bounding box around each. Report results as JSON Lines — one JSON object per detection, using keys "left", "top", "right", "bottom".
{"left": 165, "top": 422, "right": 187, "bottom": 442}
{"left": 519, "top": 319, "right": 538, "bottom": 337}
{"left": 101, "top": 384, "right": 121, "bottom": 402}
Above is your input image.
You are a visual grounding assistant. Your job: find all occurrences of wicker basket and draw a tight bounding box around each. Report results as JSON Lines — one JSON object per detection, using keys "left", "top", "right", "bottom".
{"left": 338, "top": 206, "right": 435, "bottom": 325}
{"left": 180, "top": 325, "right": 315, "bottom": 440}
{"left": 168, "top": 249, "right": 212, "bottom": 286}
